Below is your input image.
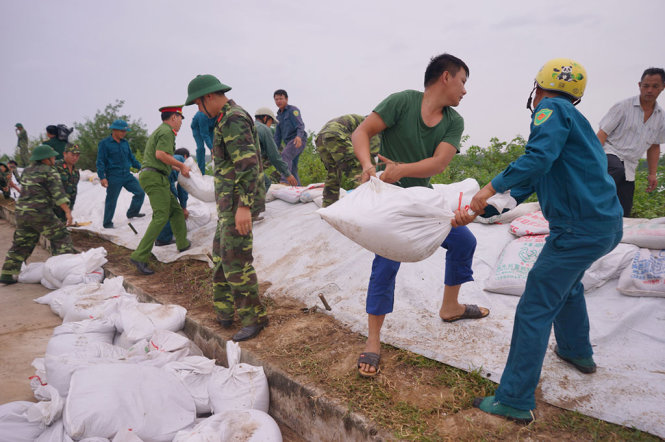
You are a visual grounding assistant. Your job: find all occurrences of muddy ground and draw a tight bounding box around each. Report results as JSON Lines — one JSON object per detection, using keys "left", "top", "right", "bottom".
{"left": 65, "top": 227, "right": 658, "bottom": 442}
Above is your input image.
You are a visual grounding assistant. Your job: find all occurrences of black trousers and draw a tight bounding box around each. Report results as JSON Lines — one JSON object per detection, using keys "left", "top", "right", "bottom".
{"left": 606, "top": 154, "right": 634, "bottom": 217}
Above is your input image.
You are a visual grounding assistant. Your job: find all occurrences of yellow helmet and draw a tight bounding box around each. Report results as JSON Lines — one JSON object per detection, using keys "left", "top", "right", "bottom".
{"left": 535, "top": 58, "right": 587, "bottom": 99}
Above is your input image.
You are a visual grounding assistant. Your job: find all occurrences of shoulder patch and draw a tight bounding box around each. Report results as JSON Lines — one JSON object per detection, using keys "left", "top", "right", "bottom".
{"left": 533, "top": 109, "right": 553, "bottom": 126}
{"left": 293, "top": 110, "right": 299, "bottom": 116}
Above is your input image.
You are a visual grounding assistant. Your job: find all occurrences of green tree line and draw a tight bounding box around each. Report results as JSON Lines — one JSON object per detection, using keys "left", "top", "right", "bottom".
{"left": 298, "top": 132, "right": 665, "bottom": 218}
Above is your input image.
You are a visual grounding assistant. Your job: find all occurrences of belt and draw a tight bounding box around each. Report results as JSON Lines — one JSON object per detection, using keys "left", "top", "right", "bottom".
{"left": 140, "top": 167, "right": 167, "bottom": 176}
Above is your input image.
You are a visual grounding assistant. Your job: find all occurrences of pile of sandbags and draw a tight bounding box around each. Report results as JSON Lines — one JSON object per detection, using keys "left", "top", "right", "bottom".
{"left": 484, "top": 210, "right": 665, "bottom": 297}
{"left": 18, "top": 247, "right": 107, "bottom": 289}
{"left": 0, "top": 276, "right": 282, "bottom": 441}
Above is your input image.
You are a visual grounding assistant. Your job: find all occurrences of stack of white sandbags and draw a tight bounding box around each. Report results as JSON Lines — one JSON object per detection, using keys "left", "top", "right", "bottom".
{"left": 0, "top": 276, "right": 282, "bottom": 441}
{"left": 484, "top": 211, "right": 648, "bottom": 296}
{"left": 18, "top": 247, "right": 107, "bottom": 289}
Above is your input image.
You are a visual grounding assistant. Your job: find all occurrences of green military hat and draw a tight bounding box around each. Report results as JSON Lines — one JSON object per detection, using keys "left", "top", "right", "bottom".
{"left": 185, "top": 74, "right": 232, "bottom": 105}
{"left": 15, "top": 123, "right": 23, "bottom": 128}
{"left": 109, "top": 119, "right": 131, "bottom": 131}
{"left": 30, "top": 144, "right": 59, "bottom": 161}
{"left": 64, "top": 144, "right": 81, "bottom": 154}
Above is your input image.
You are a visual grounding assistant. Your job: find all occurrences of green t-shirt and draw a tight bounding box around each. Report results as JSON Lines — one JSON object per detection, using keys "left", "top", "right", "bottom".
{"left": 374, "top": 89, "right": 464, "bottom": 188}
{"left": 142, "top": 123, "right": 176, "bottom": 176}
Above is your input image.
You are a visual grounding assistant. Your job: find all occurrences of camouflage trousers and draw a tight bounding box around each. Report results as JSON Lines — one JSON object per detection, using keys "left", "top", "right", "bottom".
{"left": 19, "top": 142, "right": 30, "bottom": 166}
{"left": 317, "top": 138, "right": 361, "bottom": 207}
{"left": 212, "top": 214, "right": 267, "bottom": 326}
{"left": 1, "top": 212, "right": 75, "bottom": 279}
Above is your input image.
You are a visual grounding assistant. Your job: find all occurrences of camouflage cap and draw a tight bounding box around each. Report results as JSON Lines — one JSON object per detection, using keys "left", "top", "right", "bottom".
{"left": 64, "top": 144, "right": 81, "bottom": 154}
{"left": 30, "top": 144, "right": 58, "bottom": 161}
{"left": 15, "top": 123, "right": 23, "bottom": 128}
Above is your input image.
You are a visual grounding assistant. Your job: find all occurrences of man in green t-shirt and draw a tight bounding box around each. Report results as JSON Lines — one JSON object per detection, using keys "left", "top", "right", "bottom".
{"left": 129, "top": 106, "right": 191, "bottom": 275}
{"left": 352, "top": 53, "right": 490, "bottom": 377}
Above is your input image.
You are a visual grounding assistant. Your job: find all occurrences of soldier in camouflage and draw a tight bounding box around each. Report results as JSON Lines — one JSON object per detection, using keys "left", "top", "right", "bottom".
{"left": 15, "top": 123, "right": 30, "bottom": 166}
{"left": 0, "top": 163, "right": 11, "bottom": 199}
{"left": 185, "top": 74, "right": 268, "bottom": 342}
{"left": 316, "top": 114, "right": 380, "bottom": 207}
{"left": 0, "top": 144, "right": 75, "bottom": 285}
{"left": 54, "top": 144, "right": 81, "bottom": 222}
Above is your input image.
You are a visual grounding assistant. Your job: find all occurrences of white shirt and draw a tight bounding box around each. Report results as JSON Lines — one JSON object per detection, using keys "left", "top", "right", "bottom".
{"left": 599, "top": 95, "right": 665, "bottom": 181}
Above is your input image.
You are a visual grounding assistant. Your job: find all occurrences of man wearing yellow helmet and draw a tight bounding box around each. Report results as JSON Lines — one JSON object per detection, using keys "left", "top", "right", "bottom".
{"left": 597, "top": 68, "right": 665, "bottom": 217}
{"left": 457, "top": 58, "right": 623, "bottom": 423}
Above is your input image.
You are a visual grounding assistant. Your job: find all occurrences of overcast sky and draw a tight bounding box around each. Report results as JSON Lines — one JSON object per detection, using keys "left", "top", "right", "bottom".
{"left": 1, "top": 0, "right": 664, "bottom": 159}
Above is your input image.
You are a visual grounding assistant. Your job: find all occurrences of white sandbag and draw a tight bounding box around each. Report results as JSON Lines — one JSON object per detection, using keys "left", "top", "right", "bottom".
{"left": 112, "top": 428, "right": 144, "bottom": 442}
{"left": 30, "top": 358, "right": 48, "bottom": 395}
{"left": 60, "top": 278, "right": 135, "bottom": 323}
{"left": 433, "top": 178, "right": 480, "bottom": 212}
{"left": 44, "top": 343, "right": 129, "bottom": 397}
{"left": 582, "top": 243, "right": 638, "bottom": 292}
{"left": 115, "top": 301, "right": 187, "bottom": 343}
{"left": 474, "top": 201, "right": 541, "bottom": 225}
{"left": 18, "top": 262, "right": 45, "bottom": 284}
{"left": 272, "top": 185, "right": 305, "bottom": 203}
{"left": 265, "top": 183, "right": 287, "bottom": 203}
{"left": 79, "top": 170, "right": 99, "bottom": 183}
{"left": 620, "top": 217, "right": 665, "bottom": 249}
{"left": 313, "top": 195, "right": 324, "bottom": 207}
{"left": 42, "top": 247, "right": 107, "bottom": 289}
{"left": 0, "top": 401, "right": 46, "bottom": 442}
{"left": 35, "top": 283, "right": 103, "bottom": 317}
{"left": 25, "top": 385, "right": 64, "bottom": 426}
{"left": 317, "top": 176, "right": 454, "bottom": 262}
{"left": 617, "top": 248, "right": 665, "bottom": 297}
{"left": 164, "top": 356, "right": 217, "bottom": 415}
{"left": 298, "top": 183, "right": 325, "bottom": 203}
{"left": 35, "top": 419, "right": 74, "bottom": 442}
{"left": 208, "top": 341, "right": 269, "bottom": 413}
{"left": 433, "top": 178, "right": 517, "bottom": 215}
{"left": 149, "top": 330, "right": 202, "bottom": 355}
{"left": 484, "top": 235, "right": 547, "bottom": 296}
{"left": 185, "top": 204, "right": 212, "bottom": 230}
{"left": 45, "top": 319, "right": 116, "bottom": 357}
{"left": 173, "top": 410, "right": 282, "bottom": 442}
{"left": 64, "top": 364, "right": 196, "bottom": 441}
{"left": 509, "top": 210, "right": 549, "bottom": 236}
{"left": 177, "top": 157, "right": 215, "bottom": 202}
{"left": 62, "top": 292, "right": 136, "bottom": 324}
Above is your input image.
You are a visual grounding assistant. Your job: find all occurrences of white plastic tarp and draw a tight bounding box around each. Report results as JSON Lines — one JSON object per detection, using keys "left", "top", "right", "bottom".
{"left": 67, "top": 175, "right": 665, "bottom": 437}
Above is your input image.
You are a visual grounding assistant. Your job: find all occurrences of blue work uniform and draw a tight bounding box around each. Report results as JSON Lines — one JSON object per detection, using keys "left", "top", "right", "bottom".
{"left": 96, "top": 135, "right": 145, "bottom": 228}
{"left": 191, "top": 111, "right": 215, "bottom": 175}
{"left": 489, "top": 96, "right": 623, "bottom": 411}
{"left": 156, "top": 154, "right": 189, "bottom": 244}
{"left": 274, "top": 104, "right": 306, "bottom": 184}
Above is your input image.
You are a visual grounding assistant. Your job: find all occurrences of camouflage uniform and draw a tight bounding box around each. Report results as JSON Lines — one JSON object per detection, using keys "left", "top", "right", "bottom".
{"left": 0, "top": 167, "right": 10, "bottom": 199}
{"left": 211, "top": 99, "right": 267, "bottom": 326}
{"left": 53, "top": 159, "right": 80, "bottom": 222}
{"left": 315, "top": 114, "right": 381, "bottom": 207}
{"left": 16, "top": 127, "right": 29, "bottom": 166}
{"left": 1, "top": 163, "right": 75, "bottom": 281}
